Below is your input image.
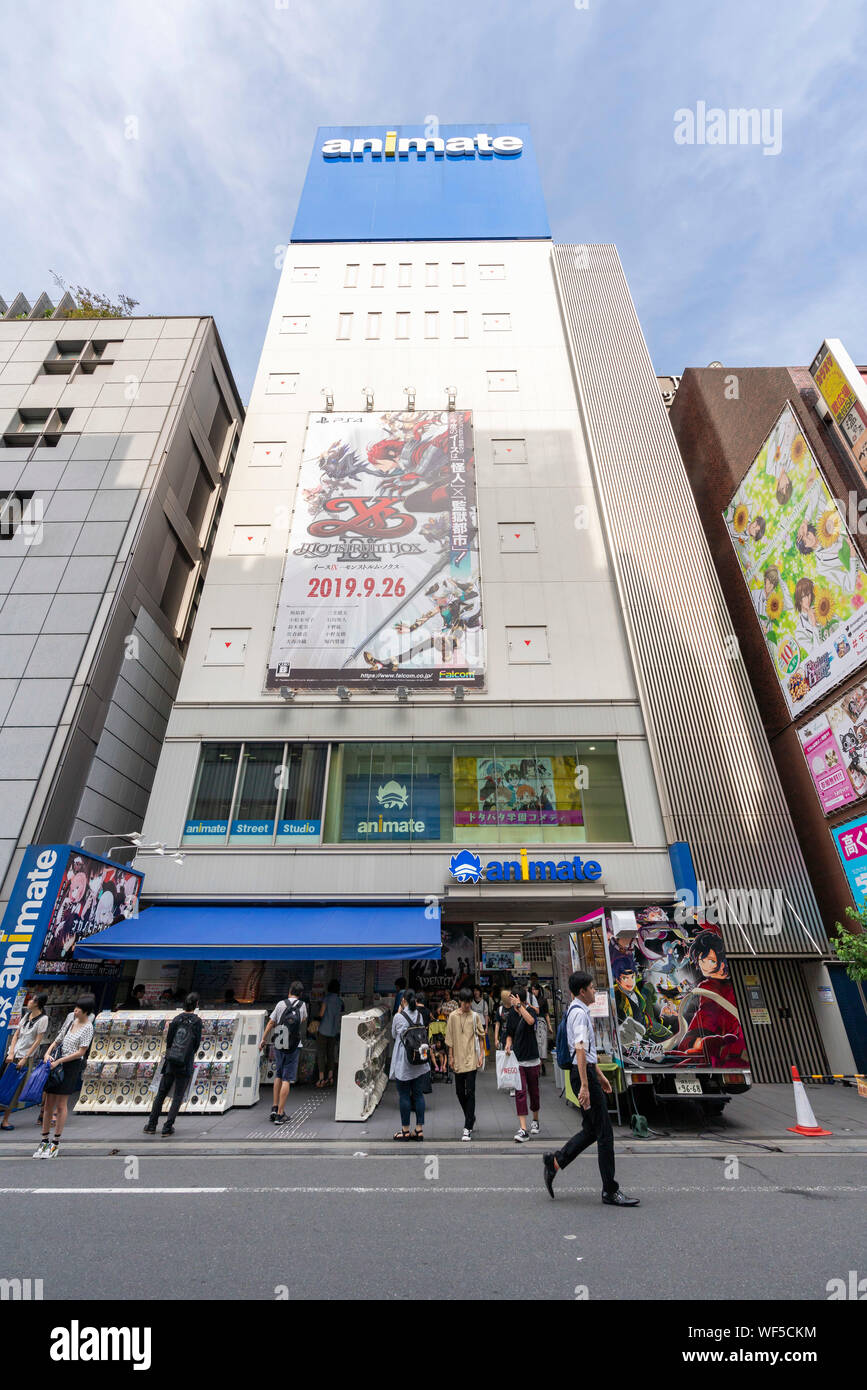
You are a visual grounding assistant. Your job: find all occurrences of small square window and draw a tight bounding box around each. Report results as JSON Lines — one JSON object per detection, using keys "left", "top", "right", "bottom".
{"left": 230, "top": 526, "right": 269, "bottom": 554}
{"left": 395, "top": 312, "right": 410, "bottom": 340}
{"left": 479, "top": 264, "right": 505, "bottom": 280}
{"left": 483, "top": 313, "right": 511, "bottom": 332}
{"left": 266, "top": 373, "right": 298, "bottom": 394}
{"left": 337, "top": 312, "right": 353, "bottom": 341}
{"left": 453, "top": 311, "right": 468, "bottom": 339}
{"left": 250, "top": 442, "right": 285, "bottom": 467}
{"left": 507, "top": 626, "right": 549, "bottom": 663}
{"left": 344, "top": 264, "right": 359, "bottom": 288}
{"left": 291, "top": 266, "right": 319, "bottom": 283}
{"left": 424, "top": 311, "right": 439, "bottom": 339}
{"left": 498, "top": 522, "right": 536, "bottom": 552}
{"left": 398, "top": 263, "right": 412, "bottom": 287}
{"left": 205, "top": 628, "right": 250, "bottom": 665}
{"left": 366, "top": 312, "right": 382, "bottom": 340}
{"left": 280, "top": 315, "right": 309, "bottom": 334}
{"left": 487, "top": 370, "right": 518, "bottom": 391}
{"left": 492, "top": 438, "right": 527, "bottom": 464}
{"left": 371, "top": 263, "right": 385, "bottom": 288}
{"left": 425, "top": 263, "right": 439, "bottom": 287}
{"left": 451, "top": 262, "right": 466, "bottom": 287}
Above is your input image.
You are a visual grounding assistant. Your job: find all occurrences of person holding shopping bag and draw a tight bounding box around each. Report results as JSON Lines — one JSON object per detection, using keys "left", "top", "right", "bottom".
{"left": 1, "top": 993, "right": 49, "bottom": 1130}
{"left": 34, "top": 995, "right": 95, "bottom": 1159}
{"left": 504, "top": 986, "right": 541, "bottom": 1143}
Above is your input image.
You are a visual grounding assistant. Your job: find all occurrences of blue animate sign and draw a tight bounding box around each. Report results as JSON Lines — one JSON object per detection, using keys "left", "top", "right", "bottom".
{"left": 449, "top": 848, "right": 602, "bottom": 884}
{"left": 343, "top": 775, "right": 441, "bottom": 842}
{"left": 291, "top": 124, "right": 550, "bottom": 242}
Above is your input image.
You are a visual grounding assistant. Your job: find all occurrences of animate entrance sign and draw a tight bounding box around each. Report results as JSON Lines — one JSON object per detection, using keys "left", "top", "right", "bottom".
{"left": 448, "top": 849, "right": 602, "bottom": 884}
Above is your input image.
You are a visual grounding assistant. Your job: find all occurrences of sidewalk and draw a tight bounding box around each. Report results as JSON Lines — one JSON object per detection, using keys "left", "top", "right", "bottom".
{"left": 3, "top": 1069, "right": 864, "bottom": 1152}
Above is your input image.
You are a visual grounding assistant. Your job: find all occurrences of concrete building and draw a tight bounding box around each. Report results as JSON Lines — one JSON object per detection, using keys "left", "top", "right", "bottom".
{"left": 669, "top": 358, "right": 867, "bottom": 1069}
{"left": 104, "top": 125, "right": 846, "bottom": 1083}
{"left": 0, "top": 293, "right": 243, "bottom": 913}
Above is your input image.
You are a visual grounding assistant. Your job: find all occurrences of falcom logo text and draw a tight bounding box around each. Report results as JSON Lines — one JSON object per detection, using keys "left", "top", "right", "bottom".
{"left": 323, "top": 131, "right": 523, "bottom": 160}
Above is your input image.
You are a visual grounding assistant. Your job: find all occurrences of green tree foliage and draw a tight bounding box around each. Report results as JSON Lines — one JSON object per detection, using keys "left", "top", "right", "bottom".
{"left": 50, "top": 270, "right": 139, "bottom": 319}
{"left": 832, "top": 908, "right": 867, "bottom": 982}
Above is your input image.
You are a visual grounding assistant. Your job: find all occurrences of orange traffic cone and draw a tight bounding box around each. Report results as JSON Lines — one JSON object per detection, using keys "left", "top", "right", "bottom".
{"left": 787, "top": 1065, "right": 832, "bottom": 1136}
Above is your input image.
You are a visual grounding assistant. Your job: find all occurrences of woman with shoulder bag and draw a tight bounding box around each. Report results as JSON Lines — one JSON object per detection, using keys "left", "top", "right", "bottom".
{"left": 389, "top": 989, "right": 429, "bottom": 1141}
{"left": 34, "top": 995, "right": 95, "bottom": 1159}
{"left": 1, "top": 993, "right": 49, "bottom": 1130}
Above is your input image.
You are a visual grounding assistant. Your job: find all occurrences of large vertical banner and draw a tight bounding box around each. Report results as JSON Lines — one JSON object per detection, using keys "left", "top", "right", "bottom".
{"left": 267, "top": 411, "right": 483, "bottom": 690}
{"left": 723, "top": 402, "right": 867, "bottom": 716}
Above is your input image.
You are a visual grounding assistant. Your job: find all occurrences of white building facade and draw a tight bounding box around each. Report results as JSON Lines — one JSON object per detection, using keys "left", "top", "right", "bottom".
{"left": 130, "top": 126, "right": 838, "bottom": 1081}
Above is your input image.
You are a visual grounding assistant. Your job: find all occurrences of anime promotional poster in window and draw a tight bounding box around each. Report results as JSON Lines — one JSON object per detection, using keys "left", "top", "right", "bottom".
{"left": 607, "top": 908, "right": 749, "bottom": 1072}
{"left": 453, "top": 754, "right": 584, "bottom": 829}
{"left": 267, "top": 410, "right": 483, "bottom": 690}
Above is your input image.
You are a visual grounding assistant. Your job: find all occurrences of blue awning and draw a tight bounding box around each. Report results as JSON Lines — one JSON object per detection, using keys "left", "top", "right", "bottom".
{"left": 73, "top": 903, "right": 441, "bottom": 962}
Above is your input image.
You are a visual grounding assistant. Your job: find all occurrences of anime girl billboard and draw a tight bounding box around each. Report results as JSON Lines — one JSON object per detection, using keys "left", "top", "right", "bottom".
{"left": 35, "top": 849, "right": 142, "bottom": 979}
{"left": 266, "top": 410, "right": 483, "bottom": 690}
{"left": 607, "top": 912, "right": 749, "bottom": 1071}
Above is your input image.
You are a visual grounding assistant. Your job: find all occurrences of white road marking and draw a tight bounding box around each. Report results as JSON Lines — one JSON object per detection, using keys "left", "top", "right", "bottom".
{"left": 1, "top": 1183, "right": 866, "bottom": 1196}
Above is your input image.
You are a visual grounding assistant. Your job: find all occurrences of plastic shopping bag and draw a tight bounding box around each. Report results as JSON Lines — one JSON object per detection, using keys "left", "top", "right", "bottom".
{"left": 19, "top": 1060, "right": 50, "bottom": 1105}
{"left": 0, "top": 1062, "right": 24, "bottom": 1105}
{"left": 496, "top": 1050, "right": 520, "bottom": 1093}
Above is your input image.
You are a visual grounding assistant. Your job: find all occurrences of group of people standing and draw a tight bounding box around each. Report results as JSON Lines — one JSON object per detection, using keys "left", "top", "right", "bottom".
{"left": 389, "top": 974, "right": 555, "bottom": 1143}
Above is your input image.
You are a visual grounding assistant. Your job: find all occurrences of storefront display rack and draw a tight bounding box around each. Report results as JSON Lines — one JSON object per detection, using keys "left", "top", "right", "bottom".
{"left": 334, "top": 1007, "right": 389, "bottom": 1121}
{"left": 75, "top": 1010, "right": 266, "bottom": 1115}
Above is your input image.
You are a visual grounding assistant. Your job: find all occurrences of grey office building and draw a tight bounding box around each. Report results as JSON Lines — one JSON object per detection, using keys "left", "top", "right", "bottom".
{"left": 0, "top": 293, "right": 243, "bottom": 911}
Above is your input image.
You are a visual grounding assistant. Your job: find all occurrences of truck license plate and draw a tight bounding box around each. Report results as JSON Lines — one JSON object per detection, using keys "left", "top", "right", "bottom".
{"left": 674, "top": 1076, "right": 702, "bottom": 1095}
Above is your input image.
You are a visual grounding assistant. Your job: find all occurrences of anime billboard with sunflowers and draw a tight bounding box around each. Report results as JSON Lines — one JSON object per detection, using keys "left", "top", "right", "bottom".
{"left": 723, "top": 402, "right": 867, "bottom": 716}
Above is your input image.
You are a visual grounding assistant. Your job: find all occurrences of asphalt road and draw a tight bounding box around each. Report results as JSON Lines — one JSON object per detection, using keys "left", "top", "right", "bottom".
{"left": 1, "top": 1151, "right": 864, "bottom": 1301}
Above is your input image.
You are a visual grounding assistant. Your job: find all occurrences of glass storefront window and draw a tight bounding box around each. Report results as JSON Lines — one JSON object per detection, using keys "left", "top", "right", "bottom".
{"left": 185, "top": 743, "right": 326, "bottom": 845}
{"left": 324, "top": 741, "right": 631, "bottom": 845}
{"left": 185, "top": 740, "right": 631, "bottom": 848}
{"left": 229, "top": 743, "right": 283, "bottom": 845}
{"left": 183, "top": 744, "right": 240, "bottom": 845}
{"left": 275, "top": 744, "right": 328, "bottom": 843}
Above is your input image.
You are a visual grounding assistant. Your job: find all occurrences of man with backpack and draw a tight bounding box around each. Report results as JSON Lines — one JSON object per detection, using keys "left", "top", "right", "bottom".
{"left": 143, "top": 992, "right": 202, "bottom": 1137}
{"left": 389, "top": 989, "right": 430, "bottom": 1140}
{"left": 543, "top": 971, "right": 639, "bottom": 1206}
{"left": 259, "top": 981, "right": 307, "bottom": 1125}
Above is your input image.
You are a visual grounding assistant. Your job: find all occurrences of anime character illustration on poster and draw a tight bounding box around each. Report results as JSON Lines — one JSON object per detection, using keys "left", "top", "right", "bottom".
{"left": 572, "top": 906, "right": 750, "bottom": 1112}
{"left": 723, "top": 401, "right": 867, "bottom": 717}
{"left": 267, "top": 410, "right": 483, "bottom": 690}
{"left": 606, "top": 909, "right": 750, "bottom": 1077}
{"left": 35, "top": 849, "right": 142, "bottom": 979}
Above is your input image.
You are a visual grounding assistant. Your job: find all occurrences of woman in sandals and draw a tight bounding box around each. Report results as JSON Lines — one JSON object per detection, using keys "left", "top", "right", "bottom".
{"left": 390, "top": 988, "right": 429, "bottom": 1142}
{"left": 33, "top": 995, "right": 95, "bottom": 1159}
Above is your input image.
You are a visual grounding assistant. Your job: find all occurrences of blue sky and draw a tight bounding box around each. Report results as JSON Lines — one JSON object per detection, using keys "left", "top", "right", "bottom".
{"left": 2, "top": 0, "right": 863, "bottom": 402}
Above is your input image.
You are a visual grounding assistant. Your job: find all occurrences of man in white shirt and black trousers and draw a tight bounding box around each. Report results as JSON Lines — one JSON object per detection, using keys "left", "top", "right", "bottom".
{"left": 543, "top": 971, "right": 639, "bottom": 1206}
